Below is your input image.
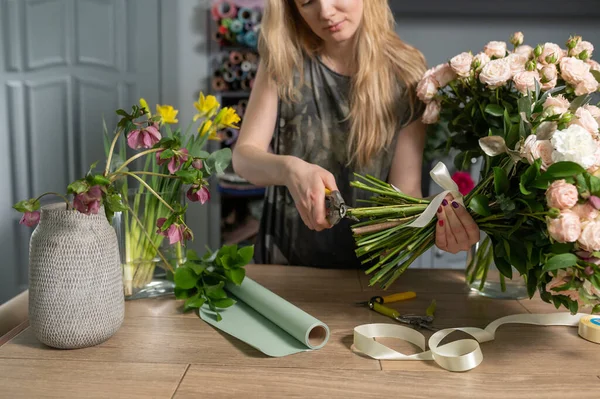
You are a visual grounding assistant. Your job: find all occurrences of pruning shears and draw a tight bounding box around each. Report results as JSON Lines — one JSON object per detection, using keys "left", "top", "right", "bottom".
{"left": 324, "top": 188, "right": 358, "bottom": 226}
{"left": 355, "top": 291, "right": 417, "bottom": 306}
{"left": 363, "top": 296, "right": 438, "bottom": 332}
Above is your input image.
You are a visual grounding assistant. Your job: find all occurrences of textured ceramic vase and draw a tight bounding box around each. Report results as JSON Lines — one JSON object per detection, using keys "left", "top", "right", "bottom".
{"left": 28, "top": 204, "right": 124, "bottom": 349}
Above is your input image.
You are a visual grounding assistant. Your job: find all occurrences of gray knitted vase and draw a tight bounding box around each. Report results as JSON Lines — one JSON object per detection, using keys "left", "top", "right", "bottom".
{"left": 28, "top": 204, "right": 124, "bottom": 349}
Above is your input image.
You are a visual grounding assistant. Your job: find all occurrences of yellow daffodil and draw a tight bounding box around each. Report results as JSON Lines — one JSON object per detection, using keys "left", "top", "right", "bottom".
{"left": 156, "top": 104, "right": 179, "bottom": 124}
{"left": 193, "top": 93, "right": 220, "bottom": 121}
{"left": 139, "top": 98, "right": 151, "bottom": 117}
{"left": 214, "top": 107, "right": 241, "bottom": 130}
{"left": 199, "top": 120, "right": 216, "bottom": 139}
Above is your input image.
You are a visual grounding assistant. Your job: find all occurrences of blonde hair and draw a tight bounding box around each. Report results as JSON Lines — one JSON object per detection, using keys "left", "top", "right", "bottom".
{"left": 259, "top": 0, "right": 427, "bottom": 169}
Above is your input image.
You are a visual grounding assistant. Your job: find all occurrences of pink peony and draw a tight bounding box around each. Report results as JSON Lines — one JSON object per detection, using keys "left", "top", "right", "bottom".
{"left": 450, "top": 52, "right": 473, "bottom": 77}
{"left": 73, "top": 185, "right": 102, "bottom": 215}
{"left": 543, "top": 94, "right": 570, "bottom": 116}
{"left": 479, "top": 59, "right": 512, "bottom": 88}
{"left": 513, "top": 70, "right": 540, "bottom": 94}
{"left": 578, "top": 220, "right": 600, "bottom": 252}
{"left": 560, "top": 57, "right": 590, "bottom": 85}
{"left": 538, "top": 43, "right": 563, "bottom": 64}
{"left": 186, "top": 185, "right": 210, "bottom": 204}
{"left": 547, "top": 210, "right": 581, "bottom": 243}
{"left": 126, "top": 123, "right": 161, "bottom": 149}
{"left": 546, "top": 179, "right": 579, "bottom": 210}
{"left": 416, "top": 76, "right": 438, "bottom": 102}
{"left": 572, "top": 202, "right": 599, "bottom": 221}
{"left": 432, "top": 63, "right": 457, "bottom": 87}
{"left": 156, "top": 148, "right": 189, "bottom": 174}
{"left": 422, "top": 99, "right": 441, "bottom": 124}
{"left": 451, "top": 171, "right": 474, "bottom": 195}
{"left": 19, "top": 211, "right": 40, "bottom": 227}
{"left": 484, "top": 41, "right": 507, "bottom": 58}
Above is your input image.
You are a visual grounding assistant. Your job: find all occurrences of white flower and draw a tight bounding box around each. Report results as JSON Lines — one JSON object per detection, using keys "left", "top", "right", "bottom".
{"left": 551, "top": 124, "right": 599, "bottom": 169}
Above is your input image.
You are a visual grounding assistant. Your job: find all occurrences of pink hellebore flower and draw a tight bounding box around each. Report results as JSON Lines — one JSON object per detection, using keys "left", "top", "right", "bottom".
{"left": 156, "top": 218, "right": 189, "bottom": 245}
{"left": 192, "top": 159, "right": 203, "bottom": 170}
{"left": 126, "top": 123, "right": 161, "bottom": 149}
{"left": 73, "top": 185, "right": 103, "bottom": 215}
{"left": 19, "top": 211, "right": 40, "bottom": 227}
{"left": 186, "top": 185, "right": 210, "bottom": 204}
{"left": 156, "top": 148, "right": 189, "bottom": 174}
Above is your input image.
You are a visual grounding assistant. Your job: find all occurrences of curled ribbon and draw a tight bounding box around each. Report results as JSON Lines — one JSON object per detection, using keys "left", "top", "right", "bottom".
{"left": 352, "top": 313, "right": 587, "bottom": 372}
{"left": 394, "top": 162, "right": 463, "bottom": 228}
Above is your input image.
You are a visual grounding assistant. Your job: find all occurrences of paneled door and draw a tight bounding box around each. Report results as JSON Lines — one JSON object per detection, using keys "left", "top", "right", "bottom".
{"left": 0, "top": 0, "right": 161, "bottom": 304}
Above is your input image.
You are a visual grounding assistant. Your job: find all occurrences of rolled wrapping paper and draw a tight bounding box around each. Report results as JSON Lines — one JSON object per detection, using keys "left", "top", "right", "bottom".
{"left": 212, "top": 77, "right": 227, "bottom": 91}
{"left": 222, "top": 70, "right": 235, "bottom": 83}
{"left": 241, "top": 60, "right": 252, "bottom": 72}
{"left": 200, "top": 277, "right": 330, "bottom": 357}
{"left": 229, "top": 51, "right": 243, "bottom": 65}
{"left": 244, "top": 30, "right": 258, "bottom": 47}
{"left": 579, "top": 315, "right": 600, "bottom": 343}
{"left": 353, "top": 312, "right": 591, "bottom": 372}
{"left": 238, "top": 7, "right": 253, "bottom": 22}
{"left": 230, "top": 19, "right": 244, "bottom": 34}
{"left": 251, "top": 8, "right": 262, "bottom": 24}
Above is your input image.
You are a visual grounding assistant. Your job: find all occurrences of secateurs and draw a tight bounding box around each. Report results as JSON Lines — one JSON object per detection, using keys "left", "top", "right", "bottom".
{"left": 324, "top": 188, "right": 358, "bottom": 226}
{"left": 361, "top": 295, "right": 438, "bottom": 332}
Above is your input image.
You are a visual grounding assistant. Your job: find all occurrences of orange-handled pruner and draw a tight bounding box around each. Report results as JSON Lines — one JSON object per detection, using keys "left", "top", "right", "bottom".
{"left": 355, "top": 291, "right": 416, "bottom": 306}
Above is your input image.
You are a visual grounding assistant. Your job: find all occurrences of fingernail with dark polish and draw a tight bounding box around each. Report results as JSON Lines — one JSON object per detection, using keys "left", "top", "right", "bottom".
{"left": 439, "top": 220, "right": 444, "bottom": 227}
{"left": 442, "top": 199, "right": 448, "bottom": 206}
{"left": 437, "top": 206, "right": 442, "bottom": 213}
{"left": 452, "top": 201, "right": 459, "bottom": 208}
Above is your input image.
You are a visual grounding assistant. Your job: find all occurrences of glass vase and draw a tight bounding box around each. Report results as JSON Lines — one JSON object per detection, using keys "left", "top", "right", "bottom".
{"left": 465, "top": 235, "right": 528, "bottom": 299}
{"left": 112, "top": 188, "right": 187, "bottom": 300}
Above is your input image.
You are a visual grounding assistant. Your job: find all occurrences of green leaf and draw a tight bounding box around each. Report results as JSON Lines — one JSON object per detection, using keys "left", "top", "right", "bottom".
{"left": 174, "top": 169, "right": 198, "bottom": 184}
{"left": 568, "top": 299, "right": 579, "bottom": 315}
{"left": 494, "top": 256, "right": 513, "bottom": 279}
{"left": 174, "top": 266, "right": 198, "bottom": 289}
{"left": 88, "top": 174, "right": 111, "bottom": 186}
{"left": 189, "top": 149, "right": 210, "bottom": 159}
{"left": 67, "top": 180, "right": 89, "bottom": 194}
{"left": 160, "top": 149, "right": 175, "bottom": 159}
{"left": 542, "top": 253, "right": 578, "bottom": 272}
{"left": 204, "top": 148, "right": 232, "bottom": 175}
{"left": 425, "top": 299, "right": 436, "bottom": 317}
{"left": 212, "top": 298, "right": 236, "bottom": 308}
{"left": 187, "top": 249, "right": 201, "bottom": 262}
{"left": 174, "top": 287, "right": 194, "bottom": 300}
{"left": 104, "top": 193, "right": 128, "bottom": 212}
{"left": 225, "top": 268, "right": 246, "bottom": 285}
{"left": 518, "top": 96, "right": 532, "bottom": 120}
{"left": 589, "top": 175, "right": 600, "bottom": 196}
{"left": 189, "top": 262, "right": 207, "bottom": 275}
{"left": 592, "top": 304, "right": 600, "bottom": 314}
{"left": 519, "top": 160, "right": 541, "bottom": 195}
{"left": 205, "top": 282, "right": 227, "bottom": 299}
{"left": 526, "top": 269, "right": 538, "bottom": 298}
{"left": 468, "top": 194, "right": 491, "bottom": 217}
{"left": 116, "top": 109, "right": 129, "bottom": 117}
{"left": 13, "top": 199, "right": 40, "bottom": 213}
{"left": 485, "top": 104, "right": 504, "bottom": 117}
{"left": 493, "top": 167, "right": 509, "bottom": 195}
{"left": 550, "top": 243, "right": 574, "bottom": 254}
{"left": 543, "top": 162, "right": 585, "bottom": 179}
{"left": 236, "top": 245, "right": 254, "bottom": 266}
{"left": 184, "top": 294, "right": 206, "bottom": 310}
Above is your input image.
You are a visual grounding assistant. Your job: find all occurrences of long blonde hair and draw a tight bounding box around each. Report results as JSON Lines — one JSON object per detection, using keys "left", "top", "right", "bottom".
{"left": 259, "top": 0, "right": 427, "bottom": 169}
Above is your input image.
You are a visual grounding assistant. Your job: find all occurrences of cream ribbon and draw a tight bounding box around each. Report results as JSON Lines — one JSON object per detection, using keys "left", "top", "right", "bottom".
{"left": 393, "top": 162, "right": 464, "bottom": 228}
{"left": 352, "top": 313, "right": 588, "bottom": 372}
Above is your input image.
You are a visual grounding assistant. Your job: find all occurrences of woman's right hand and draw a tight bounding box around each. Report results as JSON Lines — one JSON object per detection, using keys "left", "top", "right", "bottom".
{"left": 285, "top": 157, "right": 338, "bottom": 231}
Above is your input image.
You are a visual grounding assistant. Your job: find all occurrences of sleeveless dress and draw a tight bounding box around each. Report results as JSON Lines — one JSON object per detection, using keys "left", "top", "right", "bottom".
{"left": 255, "top": 55, "right": 422, "bottom": 269}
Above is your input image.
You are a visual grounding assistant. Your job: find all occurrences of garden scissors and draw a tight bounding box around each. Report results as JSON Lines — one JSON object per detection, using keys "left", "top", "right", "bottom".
{"left": 355, "top": 292, "right": 416, "bottom": 306}
{"left": 368, "top": 297, "right": 438, "bottom": 332}
{"left": 324, "top": 188, "right": 358, "bottom": 226}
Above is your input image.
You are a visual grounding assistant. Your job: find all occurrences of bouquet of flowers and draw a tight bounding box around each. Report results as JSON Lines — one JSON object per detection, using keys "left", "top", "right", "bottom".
{"left": 348, "top": 33, "right": 600, "bottom": 314}
{"left": 13, "top": 93, "right": 252, "bottom": 318}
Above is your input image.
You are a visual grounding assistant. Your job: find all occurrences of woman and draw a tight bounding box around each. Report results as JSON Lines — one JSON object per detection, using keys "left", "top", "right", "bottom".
{"left": 232, "top": 0, "right": 479, "bottom": 268}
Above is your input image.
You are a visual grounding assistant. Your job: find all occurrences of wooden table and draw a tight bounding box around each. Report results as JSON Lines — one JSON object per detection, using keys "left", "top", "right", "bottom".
{"left": 0, "top": 265, "right": 598, "bottom": 398}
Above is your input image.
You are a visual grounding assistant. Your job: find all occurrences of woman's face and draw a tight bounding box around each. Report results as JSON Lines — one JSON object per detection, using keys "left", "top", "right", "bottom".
{"left": 293, "top": 0, "right": 364, "bottom": 45}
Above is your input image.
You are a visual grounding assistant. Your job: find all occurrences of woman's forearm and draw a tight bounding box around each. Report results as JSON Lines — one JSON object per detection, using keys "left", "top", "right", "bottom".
{"left": 232, "top": 144, "right": 298, "bottom": 187}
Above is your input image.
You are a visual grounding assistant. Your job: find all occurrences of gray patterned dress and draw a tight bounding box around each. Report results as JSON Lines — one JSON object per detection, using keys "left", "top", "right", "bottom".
{"left": 255, "top": 55, "right": 422, "bottom": 269}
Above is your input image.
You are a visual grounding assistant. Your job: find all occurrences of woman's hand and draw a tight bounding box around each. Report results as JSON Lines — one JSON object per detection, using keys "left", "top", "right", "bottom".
{"left": 435, "top": 194, "right": 480, "bottom": 254}
{"left": 285, "top": 157, "right": 338, "bottom": 231}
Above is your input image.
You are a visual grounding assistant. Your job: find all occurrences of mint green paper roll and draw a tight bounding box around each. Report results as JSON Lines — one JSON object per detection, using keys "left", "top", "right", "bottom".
{"left": 199, "top": 277, "right": 330, "bottom": 357}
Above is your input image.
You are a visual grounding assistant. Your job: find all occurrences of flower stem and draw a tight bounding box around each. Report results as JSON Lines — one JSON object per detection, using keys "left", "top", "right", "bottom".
{"left": 113, "top": 148, "right": 162, "bottom": 175}
{"left": 105, "top": 128, "right": 123, "bottom": 176}
{"left": 34, "top": 192, "right": 72, "bottom": 210}
{"left": 120, "top": 172, "right": 175, "bottom": 212}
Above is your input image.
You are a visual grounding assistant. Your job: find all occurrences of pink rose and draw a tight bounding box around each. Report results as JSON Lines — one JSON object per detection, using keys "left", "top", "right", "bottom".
{"left": 520, "top": 135, "right": 554, "bottom": 170}
{"left": 583, "top": 104, "right": 600, "bottom": 121}
{"left": 450, "top": 52, "right": 473, "bottom": 78}
{"left": 484, "top": 41, "right": 507, "bottom": 58}
{"left": 422, "top": 99, "right": 441, "bottom": 124}
{"left": 432, "top": 63, "right": 457, "bottom": 87}
{"left": 574, "top": 73, "right": 599, "bottom": 96}
{"left": 547, "top": 210, "right": 581, "bottom": 243}
{"left": 416, "top": 76, "right": 438, "bottom": 102}
{"left": 538, "top": 43, "right": 563, "bottom": 65}
{"left": 514, "top": 45, "right": 534, "bottom": 58}
{"left": 572, "top": 202, "right": 599, "bottom": 221}
{"left": 451, "top": 171, "right": 474, "bottom": 195}
{"left": 589, "top": 195, "right": 600, "bottom": 210}
{"left": 560, "top": 57, "right": 590, "bottom": 85}
{"left": 479, "top": 59, "right": 512, "bottom": 88}
{"left": 546, "top": 269, "right": 572, "bottom": 292}
{"left": 587, "top": 59, "right": 600, "bottom": 72}
{"left": 546, "top": 179, "right": 579, "bottom": 210}
{"left": 578, "top": 220, "right": 600, "bottom": 251}
{"left": 520, "top": 135, "right": 538, "bottom": 164}
{"left": 472, "top": 52, "right": 491, "bottom": 71}
{"left": 583, "top": 280, "right": 600, "bottom": 297}
{"left": 540, "top": 64, "right": 558, "bottom": 90}
{"left": 19, "top": 211, "right": 40, "bottom": 227}
{"left": 513, "top": 70, "right": 540, "bottom": 94}
{"left": 571, "top": 107, "right": 599, "bottom": 137}
{"left": 510, "top": 32, "right": 524, "bottom": 47}
{"left": 505, "top": 53, "right": 528, "bottom": 76}
{"left": 572, "top": 40, "right": 594, "bottom": 59}
{"left": 543, "top": 94, "right": 570, "bottom": 116}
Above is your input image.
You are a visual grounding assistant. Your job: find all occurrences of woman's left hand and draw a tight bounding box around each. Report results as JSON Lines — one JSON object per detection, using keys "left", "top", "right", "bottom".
{"left": 435, "top": 194, "right": 480, "bottom": 254}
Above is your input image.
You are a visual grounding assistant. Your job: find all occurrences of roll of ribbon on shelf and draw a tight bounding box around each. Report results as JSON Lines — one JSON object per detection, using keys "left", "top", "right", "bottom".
{"left": 229, "top": 51, "right": 243, "bottom": 65}
{"left": 212, "top": 1, "right": 237, "bottom": 20}
{"left": 237, "top": 7, "right": 253, "bottom": 23}
{"left": 222, "top": 128, "right": 240, "bottom": 146}
{"left": 229, "top": 19, "right": 244, "bottom": 34}
{"left": 212, "top": 77, "right": 228, "bottom": 92}
{"left": 241, "top": 60, "right": 252, "bottom": 72}
{"left": 240, "top": 78, "right": 251, "bottom": 91}
{"left": 221, "top": 18, "right": 233, "bottom": 29}
{"left": 222, "top": 70, "right": 236, "bottom": 83}
{"left": 243, "top": 31, "right": 258, "bottom": 48}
